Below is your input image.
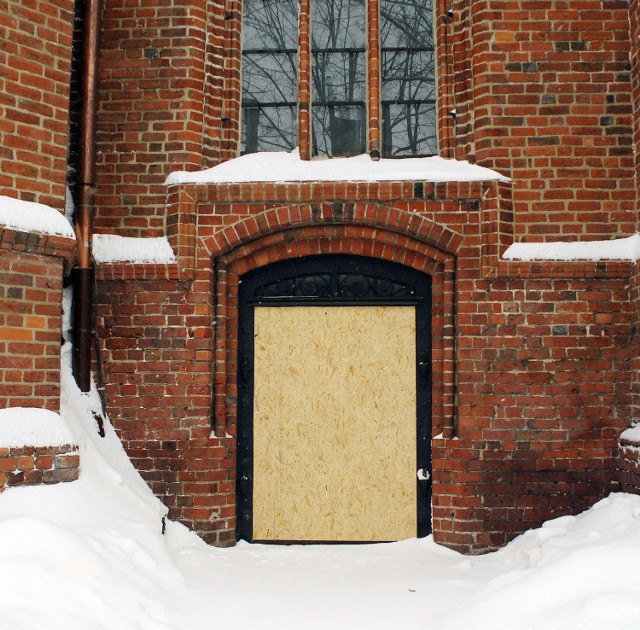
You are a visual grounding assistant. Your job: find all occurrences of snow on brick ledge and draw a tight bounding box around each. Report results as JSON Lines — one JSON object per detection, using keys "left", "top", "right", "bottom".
{"left": 0, "top": 408, "right": 79, "bottom": 491}
{"left": 93, "top": 234, "right": 176, "bottom": 264}
{"left": 621, "top": 425, "right": 640, "bottom": 443}
{"left": 503, "top": 233, "right": 640, "bottom": 262}
{"left": 165, "top": 150, "right": 510, "bottom": 185}
{"left": 0, "top": 195, "right": 75, "bottom": 239}
{"left": 0, "top": 408, "right": 75, "bottom": 449}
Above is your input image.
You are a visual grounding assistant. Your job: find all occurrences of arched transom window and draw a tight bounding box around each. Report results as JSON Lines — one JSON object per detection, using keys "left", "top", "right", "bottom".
{"left": 241, "top": 0, "right": 436, "bottom": 158}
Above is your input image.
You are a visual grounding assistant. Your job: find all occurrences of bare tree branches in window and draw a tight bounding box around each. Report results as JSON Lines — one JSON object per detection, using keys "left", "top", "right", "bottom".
{"left": 241, "top": 0, "right": 436, "bottom": 157}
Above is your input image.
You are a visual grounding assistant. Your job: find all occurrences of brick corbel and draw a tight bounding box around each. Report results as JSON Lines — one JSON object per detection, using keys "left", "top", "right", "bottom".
{"left": 166, "top": 184, "right": 198, "bottom": 280}
{"left": 479, "top": 179, "right": 514, "bottom": 278}
{"left": 0, "top": 225, "right": 76, "bottom": 275}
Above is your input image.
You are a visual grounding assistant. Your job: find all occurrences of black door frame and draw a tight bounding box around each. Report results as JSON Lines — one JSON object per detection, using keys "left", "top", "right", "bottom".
{"left": 237, "top": 254, "right": 432, "bottom": 542}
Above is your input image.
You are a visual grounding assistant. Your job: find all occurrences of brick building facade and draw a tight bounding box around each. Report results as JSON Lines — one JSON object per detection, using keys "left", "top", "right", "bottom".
{"left": 0, "top": 0, "right": 76, "bottom": 412}
{"left": 2, "top": 0, "right": 640, "bottom": 551}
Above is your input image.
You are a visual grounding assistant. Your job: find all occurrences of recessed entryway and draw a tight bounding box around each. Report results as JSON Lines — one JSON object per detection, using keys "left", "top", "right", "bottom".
{"left": 237, "top": 255, "right": 432, "bottom": 543}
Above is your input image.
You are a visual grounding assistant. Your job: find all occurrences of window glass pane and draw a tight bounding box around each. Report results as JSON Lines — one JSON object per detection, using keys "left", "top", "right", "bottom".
{"left": 312, "top": 0, "right": 366, "bottom": 157}
{"left": 243, "top": 0, "right": 297, "bottom": 50}
{"left": 383, "top": 102, "right": 437, "bottom": 157}
{"left": 243, "top": 51, "right": 298, "bottom": 106}
{"left": 312, "top": 103, "right": 366, "bottom": 157}
{"left": 381, "top": 0, "right": 436, "bottom": 156}
{"left": 242, "top": 105, "right": 297, "bottom": 153}
{"left": 312, "top": 0, "right": 365, "bottom": 49}
{"left": 242, "top": 0, "right": 298, "bottom": 153}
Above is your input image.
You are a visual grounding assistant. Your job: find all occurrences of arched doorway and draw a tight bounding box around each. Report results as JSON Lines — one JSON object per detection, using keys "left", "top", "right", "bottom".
{"left": 237, "top": 255, "right": 432, "bottom": 542}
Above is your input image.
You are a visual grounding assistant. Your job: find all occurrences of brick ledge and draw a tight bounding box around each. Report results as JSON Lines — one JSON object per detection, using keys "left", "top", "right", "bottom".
{"left": 0, "top": 225, "right": 76, "bottom": 273}
{"left": 95, "top": 261, "right": 183, "bottom": 281}
{"left": 492, "top": 259, "right": 633, "bottom": 280}
{"left": 170, "top": 179, "right": 494, "bottom": 204}
{"left": 0, "top": 443, "right": 80, "bottom": 490}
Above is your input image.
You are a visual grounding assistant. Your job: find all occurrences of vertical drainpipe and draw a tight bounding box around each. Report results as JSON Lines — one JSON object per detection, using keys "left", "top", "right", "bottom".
{"left": 72, "top": 0, "right": 102, "bottom": 392}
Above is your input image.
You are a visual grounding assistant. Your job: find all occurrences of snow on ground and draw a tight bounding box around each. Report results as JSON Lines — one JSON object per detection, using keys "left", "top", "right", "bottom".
{"left": 2, "top": 374, "right": 639, "bottom": 630}
{"left": 503, "top": 233, "right": 640, "bottom": 262}
{"left": 92, "top": 234, "right": 176, "bottom": 264}
{"left": 166, "top": 150, "right": 509, "bottom": 185}
{"left": 1, "top": 319, "right": 639, "bottom": 627}
{"left": 0, "top": 195, "right": 75, "bottom": 239}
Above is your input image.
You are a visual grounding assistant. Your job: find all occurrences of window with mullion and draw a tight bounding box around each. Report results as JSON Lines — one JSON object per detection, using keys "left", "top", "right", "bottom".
{"left": 311, "top": 0, "right": 366, "bottom": 157}
{"left": 241, "top": 0, "right": 435, "bottom": 158}
{"left": 381, "top": 0, "right": 436, "bottom": 157}
{"left": 242, "top": 0, "right": 298, "bottom": 153}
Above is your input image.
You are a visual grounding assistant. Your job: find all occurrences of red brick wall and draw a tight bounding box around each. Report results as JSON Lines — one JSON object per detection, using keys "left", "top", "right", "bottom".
{"left": 91, "top": 0, "right": 640, "bottom": 552}
{"left": 0, "top": 0, "right": 74, "bottom": 415}
{"left": 0, "top": 247, "right": 67, "bottom": 411}
{"left": 451, "top": 0, "right": 636, "bottom": 241}
{"left": 202, "top": 0, "right": 227, "bottom": 167}
{"left": 0, "top": 0, "right": 638, "bottom": 549}
{"left": 95, "top": 273, "right": 233, "bottom": 543}
{"left": 0, "top": 0, "right": 75, "bottom": 211}
{"left": 96, "top": 177, "right": 633, "bottom": 551}
{"left": 94, "top": 0, "right": 213, "bottom": 236}
{"left": 629, "top": 0, "right": 640, "bottom": 211}
{"left": 435, "top": 271, "right": 631, "bottom": 551}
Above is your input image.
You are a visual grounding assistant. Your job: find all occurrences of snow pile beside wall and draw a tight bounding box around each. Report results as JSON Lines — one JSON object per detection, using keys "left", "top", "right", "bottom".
{"left": 0, "top": 294, "right": 639, "bottom": 627}
{"left": 0, "top": 340, "right": 177, "bottom": 627}
{"left": 434, "top": 494, "right": 640, "bottom": 629}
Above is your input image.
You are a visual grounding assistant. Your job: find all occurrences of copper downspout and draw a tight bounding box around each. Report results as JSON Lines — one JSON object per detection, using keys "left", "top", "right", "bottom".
{"left": 72, "top": 0, "right": 102, "bottom": 392}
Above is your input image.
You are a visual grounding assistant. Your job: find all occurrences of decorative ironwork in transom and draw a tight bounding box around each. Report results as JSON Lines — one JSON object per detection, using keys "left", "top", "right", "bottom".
{"left": 243, "top": 255, "right": 427, "bottom": 305}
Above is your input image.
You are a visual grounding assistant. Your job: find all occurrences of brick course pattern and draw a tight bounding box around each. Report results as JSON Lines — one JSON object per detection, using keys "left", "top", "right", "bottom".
{"left": 629, "top": 0, "right": 640, "bottom": 194}
{"left": 0, "top": 444, "right": 79, "bottom": 491}
{"left": 94, "top": 0, "right": 213, "bottom": 236}
{"left": 0, "top": 0, "right": 75, "bottom": 211}
{"left": 434, "top": 272, "right": 631, "bottom": 551}
{"left": 447, "top": 0, "right": 637, "bottom": 240}
{"left": 0, "top": 0, "right": 76, "bottom": 416}
{"left": 0, "top": 246, "right": 71, "bottom": 412}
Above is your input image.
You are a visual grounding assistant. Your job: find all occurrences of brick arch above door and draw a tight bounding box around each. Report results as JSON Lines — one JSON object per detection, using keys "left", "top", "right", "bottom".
{"left": 201, "top": 201, "right": 465, "bottom": 261}
{"left": 210, "top": 219, "right": 457, "bottom": 443}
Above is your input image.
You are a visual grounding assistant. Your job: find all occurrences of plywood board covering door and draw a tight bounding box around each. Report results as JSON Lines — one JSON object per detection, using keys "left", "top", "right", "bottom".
{"left": 253, "top": 305, "right": 416, "bottom": 541}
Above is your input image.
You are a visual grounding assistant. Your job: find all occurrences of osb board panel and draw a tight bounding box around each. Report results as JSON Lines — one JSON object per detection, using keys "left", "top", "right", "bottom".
{"left": 253, "top": 306, "right": 416, "bottom": 541}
